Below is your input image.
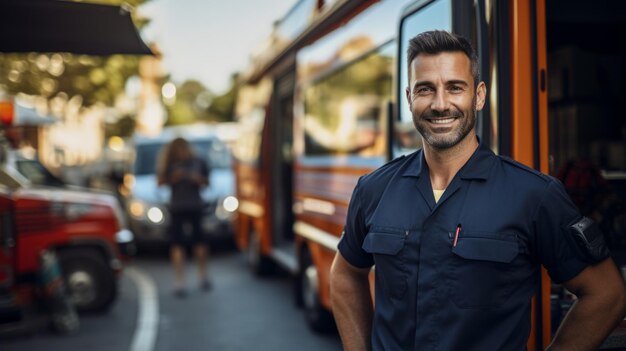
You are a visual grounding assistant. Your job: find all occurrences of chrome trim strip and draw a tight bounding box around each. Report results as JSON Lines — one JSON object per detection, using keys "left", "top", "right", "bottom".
{"left": 293, "top": 220, "right": 340, "bottom": 252}
{"left": 238, "top": 200, "right": 264, "bottom": 217}
{"left": 301, "top": 197, "right": 336, "bottom": 216}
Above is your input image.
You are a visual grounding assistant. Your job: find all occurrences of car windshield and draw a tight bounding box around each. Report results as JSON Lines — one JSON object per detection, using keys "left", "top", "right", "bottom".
{"left": 134, "top": 139, "right": 231, "bottom": 176}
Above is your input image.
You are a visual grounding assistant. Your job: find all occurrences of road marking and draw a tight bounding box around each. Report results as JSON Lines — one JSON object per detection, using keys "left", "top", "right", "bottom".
{"left": 126, "top": 266, "right": 159, "bottom": 351}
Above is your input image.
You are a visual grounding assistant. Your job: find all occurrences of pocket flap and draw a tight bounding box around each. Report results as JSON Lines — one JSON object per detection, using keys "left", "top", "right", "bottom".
{"left": 452, "top": 237, "right": 518, "bottom": 263}
{"left": 362, "top": 232, "right": 405, "bottom": 255}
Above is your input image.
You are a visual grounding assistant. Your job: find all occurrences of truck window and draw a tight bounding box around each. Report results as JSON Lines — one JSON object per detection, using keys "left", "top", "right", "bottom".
{"left": 15, "top": 159, "right": 64, "bottom": 187}
{"left": 302, "top": 42, "right": 394, "bottom": 157}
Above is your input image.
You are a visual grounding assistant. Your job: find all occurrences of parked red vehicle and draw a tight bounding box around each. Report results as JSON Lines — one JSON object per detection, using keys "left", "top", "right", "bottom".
{"left": 0, "top": 186, "right": 80, "bottom": 335}
{"left": 0, "top": 127, "right": 134, "bottom": 338}
{"left": 8, "top": 178, "right": 134, "bottom": 312}
{"left": 1, "top": 104, "right": 135, "bottom": 310}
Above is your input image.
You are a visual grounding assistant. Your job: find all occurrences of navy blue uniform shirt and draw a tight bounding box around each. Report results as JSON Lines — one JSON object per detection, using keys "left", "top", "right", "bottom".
{"left": 338, "top": 141, "right": 591, "bottom": 351}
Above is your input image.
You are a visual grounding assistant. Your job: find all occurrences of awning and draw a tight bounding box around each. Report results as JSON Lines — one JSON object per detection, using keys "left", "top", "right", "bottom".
{"left": 0, "top": 0, "right": 153, "bottom": 56}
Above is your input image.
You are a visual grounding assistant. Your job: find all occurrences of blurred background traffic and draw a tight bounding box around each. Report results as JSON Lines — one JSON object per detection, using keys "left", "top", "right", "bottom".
{"left": 0, "top": 0, "right": 329, "bottom": 349}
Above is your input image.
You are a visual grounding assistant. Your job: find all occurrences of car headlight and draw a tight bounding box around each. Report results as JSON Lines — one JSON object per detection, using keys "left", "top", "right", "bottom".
{"left": 222, "top": 196, "right": 239, "bottom": 213}
{"left": 146, "top": 207, "right": 164, "bottom": 224}
{"left": 129, "top": 199, "right": 165, "bottom": 224}
{"left": 215, "top": 196, "right": 238, "bottom": 220}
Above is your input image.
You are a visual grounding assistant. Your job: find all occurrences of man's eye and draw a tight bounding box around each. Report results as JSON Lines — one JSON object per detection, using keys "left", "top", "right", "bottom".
{"left": 415, "top": 87, "right": 433, "bottom": 95}
{"left": 449, "top": 86, "right": 464, "bottom": 93}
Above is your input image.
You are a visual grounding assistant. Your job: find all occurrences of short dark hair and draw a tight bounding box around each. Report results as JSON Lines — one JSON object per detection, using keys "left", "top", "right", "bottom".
{"left": 407, "top": 30, "right": 479, "bottom": 86}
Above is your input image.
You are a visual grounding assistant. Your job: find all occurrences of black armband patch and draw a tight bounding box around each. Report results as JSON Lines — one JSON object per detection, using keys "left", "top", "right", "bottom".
{"left": 569, "top": 217, "right": 610, "bottom": 262}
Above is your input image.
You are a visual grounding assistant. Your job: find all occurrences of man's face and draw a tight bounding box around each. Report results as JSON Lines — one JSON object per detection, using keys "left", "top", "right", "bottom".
{"left": 405, "top": 52, "right": 485, "bottom": 150}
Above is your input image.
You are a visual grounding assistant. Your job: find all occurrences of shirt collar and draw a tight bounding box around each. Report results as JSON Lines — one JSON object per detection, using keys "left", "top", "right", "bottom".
{"left": 401, "top": 139, "right": 495, "bottom": 180}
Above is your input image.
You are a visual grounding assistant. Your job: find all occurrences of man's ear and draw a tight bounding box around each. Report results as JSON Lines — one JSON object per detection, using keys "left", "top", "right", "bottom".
{"left": 405, "top": 86, "right": 412, "bottom": 109}
{"left": 475, "top": 81, "right": 487, "bottom": 111}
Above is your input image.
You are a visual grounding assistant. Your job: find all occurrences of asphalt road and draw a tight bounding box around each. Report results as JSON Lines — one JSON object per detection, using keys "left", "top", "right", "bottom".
{"left": 3, "top": 249, "right": 343, "bottom": 351}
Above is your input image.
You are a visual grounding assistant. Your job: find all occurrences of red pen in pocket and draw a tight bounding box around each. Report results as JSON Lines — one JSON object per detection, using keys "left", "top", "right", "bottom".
{"left": 453, "top": 224, "right": 462, "bottom": 247}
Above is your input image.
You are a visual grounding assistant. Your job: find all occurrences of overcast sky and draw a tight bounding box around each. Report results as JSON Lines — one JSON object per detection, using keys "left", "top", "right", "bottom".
{"left": 139, "top": 0, "right": 296, "bottom": 94}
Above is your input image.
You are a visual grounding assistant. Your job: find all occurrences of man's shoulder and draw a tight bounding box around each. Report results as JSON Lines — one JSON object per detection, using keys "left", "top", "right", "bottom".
{"left": 359, "top": 152, "right": 417, "bottom": 190}
{"left": 495, "top": 154, "right": 553, "bottom": 187}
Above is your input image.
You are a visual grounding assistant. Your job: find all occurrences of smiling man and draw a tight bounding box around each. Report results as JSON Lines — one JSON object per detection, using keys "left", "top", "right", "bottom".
{"left": 330, "top": 30, "right": 626, "bottom": 351}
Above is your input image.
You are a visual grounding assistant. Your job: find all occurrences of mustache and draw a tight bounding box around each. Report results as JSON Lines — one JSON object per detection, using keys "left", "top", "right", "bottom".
{"left": 421, "top": 109, "right": 463, "bottom": 119}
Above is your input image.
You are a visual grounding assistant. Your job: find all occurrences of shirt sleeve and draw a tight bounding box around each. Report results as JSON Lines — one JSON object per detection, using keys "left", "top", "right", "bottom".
{"left": 337, "top": 178, "right": 374, "bottom": 268}
{"left": 533, "top": 178, "right": 591, "bottom": 284}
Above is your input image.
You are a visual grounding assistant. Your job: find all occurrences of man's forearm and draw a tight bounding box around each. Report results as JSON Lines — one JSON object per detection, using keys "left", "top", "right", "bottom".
{"left": 548, "top": 294, "right": 626, "bottom": 350}
{"left": 330, "top": 256, "right": 374, "bottom": 351}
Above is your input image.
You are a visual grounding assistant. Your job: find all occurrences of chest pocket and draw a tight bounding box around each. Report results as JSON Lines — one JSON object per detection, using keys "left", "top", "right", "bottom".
{"left": 362, "top": 229, "right": 408, "bottom": 300}
{"left": 449, "top": 232, "right": 519, "bottom": 309}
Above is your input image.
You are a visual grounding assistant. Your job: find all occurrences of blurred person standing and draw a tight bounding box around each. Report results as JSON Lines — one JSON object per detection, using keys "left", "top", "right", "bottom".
{"left": 158, "top": 137, "right": 212, "bottom": 297}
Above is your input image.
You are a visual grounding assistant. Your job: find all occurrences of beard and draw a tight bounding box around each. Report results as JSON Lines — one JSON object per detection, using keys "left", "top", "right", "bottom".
{"left": 412, "top": 97, "right": 477, "bottom": 150}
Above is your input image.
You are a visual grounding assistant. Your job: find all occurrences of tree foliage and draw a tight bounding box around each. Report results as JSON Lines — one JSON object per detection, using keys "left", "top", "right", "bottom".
{"left": 165, "top": 80, "right": 213, "bottom": 125}
{"left": 166, "top": 74, "right": 239, "bottom": 125}
{"left": 206, "top": 73, "right": 239, "bottom": 122}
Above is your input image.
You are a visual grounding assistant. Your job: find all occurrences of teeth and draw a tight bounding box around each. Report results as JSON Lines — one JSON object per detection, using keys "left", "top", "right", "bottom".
{"left": 430, "top": 118, "right": 455, "bottom": 124}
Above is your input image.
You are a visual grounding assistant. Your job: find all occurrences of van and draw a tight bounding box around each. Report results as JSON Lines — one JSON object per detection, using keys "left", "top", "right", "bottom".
{"left": 124, "top": 124, "right": 237, "bottom": 248}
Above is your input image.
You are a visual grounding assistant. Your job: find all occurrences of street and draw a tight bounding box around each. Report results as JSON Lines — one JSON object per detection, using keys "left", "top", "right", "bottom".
{"left": 2, "top": 248, "right": 343, "bottom": 351}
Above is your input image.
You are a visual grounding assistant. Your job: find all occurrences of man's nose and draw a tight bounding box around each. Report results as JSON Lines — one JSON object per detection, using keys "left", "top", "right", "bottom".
{"left": 430, "top": 90, "right": 449, "bottom": 112}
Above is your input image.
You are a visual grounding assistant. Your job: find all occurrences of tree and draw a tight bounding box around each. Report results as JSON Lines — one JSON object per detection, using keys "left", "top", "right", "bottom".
{"left": 206, "top": 73, "right": 239, "bottom": 122}
{"left": 165, "top": 79, "right": 214, "bottom": 125}
{"left": 165, "top": 75, "right": 240, "bottom": 125}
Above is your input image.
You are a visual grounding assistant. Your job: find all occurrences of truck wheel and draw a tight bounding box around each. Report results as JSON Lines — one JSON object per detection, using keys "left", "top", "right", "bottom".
{"left": 58, "top": 249, "right": 117, "bottom": 313}
{"left": 247, "top": 230, "right": 273, "bottom": 276}
{"left": 300, "top": 249, "right": 335, "bottom": 333}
